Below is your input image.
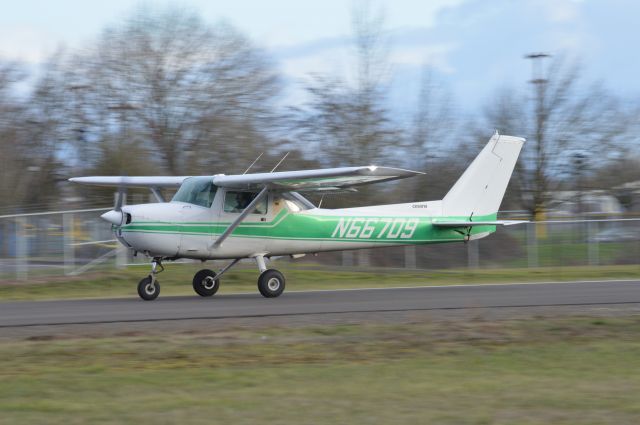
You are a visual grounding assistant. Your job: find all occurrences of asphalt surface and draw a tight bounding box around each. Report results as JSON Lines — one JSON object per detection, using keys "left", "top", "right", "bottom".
{"left": 0, "top": 280, "right": 639, "bottom": 329}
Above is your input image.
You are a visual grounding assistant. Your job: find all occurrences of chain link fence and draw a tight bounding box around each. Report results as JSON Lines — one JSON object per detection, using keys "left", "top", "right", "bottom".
{"left": 0, "top": 208, "right": 639, "bottom": 282}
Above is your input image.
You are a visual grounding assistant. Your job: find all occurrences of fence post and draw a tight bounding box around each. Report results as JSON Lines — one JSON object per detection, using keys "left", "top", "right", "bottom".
{"left": 63, "top": 212, "right": 75, "bottom": 275}
{"left": 588, "top": 220, "right": 599, "bottom": 266}
{"left": 358, "top": 250, "right": 371, "bottom": 267}
{"left": 527, "top": 222, "right": 539, "bottom": 268}
{"left": 404, "top": 245, "right": 416, "bottom": 269}
{"left": 15, "top": 217, "right": 28, "bottom": 280}
{"left": 116, "top": 245, "right": 128, "bottom": 269}
{"left": 342, "top": 250, "right": 353, "bottom": 267}
{"left": 467, "top": 240, "right": 479, "bottom": 269}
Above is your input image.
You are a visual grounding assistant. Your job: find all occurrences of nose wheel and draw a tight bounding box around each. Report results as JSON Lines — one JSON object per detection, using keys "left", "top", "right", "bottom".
{"left": 138, "top": 258, "right": 163, "bottom": 301}
{"left": 138, "top": 276, "right": 160, "bottom": 301}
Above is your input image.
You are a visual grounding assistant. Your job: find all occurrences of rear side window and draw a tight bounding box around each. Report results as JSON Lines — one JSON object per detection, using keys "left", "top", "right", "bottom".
{"left": 224, "top": 191, "right": 267, "bottom": 214}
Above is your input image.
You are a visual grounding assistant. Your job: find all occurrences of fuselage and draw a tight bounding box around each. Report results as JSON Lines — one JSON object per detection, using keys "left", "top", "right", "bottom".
{"left": 114, "top": 192, "right": 496, "bottom": 260}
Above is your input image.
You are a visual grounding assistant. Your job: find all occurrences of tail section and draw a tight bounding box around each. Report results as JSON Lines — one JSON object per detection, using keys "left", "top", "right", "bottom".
{"left": 442, "top": 133, "right": 524, "bottom": 218}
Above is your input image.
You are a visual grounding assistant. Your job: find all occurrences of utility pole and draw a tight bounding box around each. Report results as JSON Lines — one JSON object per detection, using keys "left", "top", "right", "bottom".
{"left": 573, "top": 151, "right": 588, "bottom": 217}
{"left": 524, "top": 52, "right": 551, "bottom": 224}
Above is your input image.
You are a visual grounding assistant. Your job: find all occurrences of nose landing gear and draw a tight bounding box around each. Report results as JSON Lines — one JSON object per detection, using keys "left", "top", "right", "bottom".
{"left": 137, "top": 258, "right": 163, "bottom": 301}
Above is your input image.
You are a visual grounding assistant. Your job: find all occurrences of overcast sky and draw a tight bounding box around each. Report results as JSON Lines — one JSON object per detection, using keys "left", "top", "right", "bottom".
{"left": 1, "top": 0, "right": 637, "bottom": 115}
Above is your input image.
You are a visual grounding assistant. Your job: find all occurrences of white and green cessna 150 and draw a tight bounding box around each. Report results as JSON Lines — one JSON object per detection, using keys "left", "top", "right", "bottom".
{"left": 70, "top": 133, "right": 526, "bottom": 300}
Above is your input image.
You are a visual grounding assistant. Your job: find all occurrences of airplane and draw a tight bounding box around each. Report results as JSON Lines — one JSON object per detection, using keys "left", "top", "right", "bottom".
{"left": 70, "top": 132, "right": 526, "bottom": 301}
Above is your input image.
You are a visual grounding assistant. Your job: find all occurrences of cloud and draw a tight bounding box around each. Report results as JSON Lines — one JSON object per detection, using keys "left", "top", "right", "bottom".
{"left": 0, "top": 25, "right": 61, "bottom": 63}
{"left": 278, "top": 44, "right": 351, "bottom": 81}
{"left": 390, "top": 43, "right": 457, "bottom": 73}
{"left": 540, "top": 0, "right": 581, "bottom": 23}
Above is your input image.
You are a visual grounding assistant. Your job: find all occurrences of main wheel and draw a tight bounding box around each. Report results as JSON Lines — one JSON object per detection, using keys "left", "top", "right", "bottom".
{"left": 137, "top": 276, "right": 160, "bottom": 301}
{"left": 192, "top": 269, "right": 220, "bottom": 297}
{"left": 257, "top": 269, "right": 285, "bottom": 298}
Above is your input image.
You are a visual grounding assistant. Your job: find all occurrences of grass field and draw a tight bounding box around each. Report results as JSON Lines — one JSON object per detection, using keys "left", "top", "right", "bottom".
{"left": 0, "top": 262, "right": 638, "bottom": 301}
{"left": 1, "top": 316, "right": 640, "bottom": 424}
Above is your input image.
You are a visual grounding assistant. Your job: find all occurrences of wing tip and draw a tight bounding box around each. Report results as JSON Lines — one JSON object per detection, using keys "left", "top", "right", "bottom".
{"left": 364, "top": 166, "right": 425, "bottom": 176}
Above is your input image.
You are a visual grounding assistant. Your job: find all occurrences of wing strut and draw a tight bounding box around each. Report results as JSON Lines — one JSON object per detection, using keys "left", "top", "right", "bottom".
{"left": 150, "top": 187, "right": 165, "bottom": 203}
{"left": 211, "top": 186, "right": 269, "bottom": 249}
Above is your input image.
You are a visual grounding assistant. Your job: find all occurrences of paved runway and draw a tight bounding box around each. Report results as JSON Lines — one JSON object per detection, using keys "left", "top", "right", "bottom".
{"left": 1, "top": 280, "right": 639, "bottom": 328}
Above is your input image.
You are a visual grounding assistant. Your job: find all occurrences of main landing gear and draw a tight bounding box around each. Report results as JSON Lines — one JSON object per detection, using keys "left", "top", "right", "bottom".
{"left": 136, "top": 255, "right": 286, "bottom": 301}
{"left": 254, "top": 255, "right": 285, "bottom": 298}
{"left": 192, "top": 269, "right": 219, "bottom": 297}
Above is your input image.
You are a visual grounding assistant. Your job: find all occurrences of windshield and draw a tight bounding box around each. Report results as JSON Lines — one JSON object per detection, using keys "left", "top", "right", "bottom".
{"left": 171, "top": 177, "right": 217, "bottom": 208}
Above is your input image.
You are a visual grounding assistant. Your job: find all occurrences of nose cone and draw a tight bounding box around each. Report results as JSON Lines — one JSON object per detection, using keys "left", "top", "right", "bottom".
{"left": 101, "top": 210, "right": 123, "bottom": 226}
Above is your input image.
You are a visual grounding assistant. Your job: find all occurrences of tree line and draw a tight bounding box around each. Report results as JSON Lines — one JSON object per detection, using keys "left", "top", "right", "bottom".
{"left": 0, "top": 4, "right": 637, "bottom": 215}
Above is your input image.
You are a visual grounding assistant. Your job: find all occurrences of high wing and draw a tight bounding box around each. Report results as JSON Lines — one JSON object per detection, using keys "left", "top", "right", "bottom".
{"left": 69, "top": 166, "right": 423, "bottom": 192}
{"left": 212, "top": 166, "right": 423, "bottom": 191}
{"left": 69, "top": 176, "right": 189, "bottom": 188}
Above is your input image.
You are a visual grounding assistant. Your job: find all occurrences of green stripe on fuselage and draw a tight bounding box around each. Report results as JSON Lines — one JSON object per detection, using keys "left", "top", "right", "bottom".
{"left": 121, "top": 210, "right": 497, "bottom": 244}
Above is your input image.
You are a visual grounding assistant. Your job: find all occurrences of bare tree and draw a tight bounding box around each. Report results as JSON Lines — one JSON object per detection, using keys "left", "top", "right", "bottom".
{"left": 401, "top": 66, "right": 461, "bottom": 201}
{"left": 0, "top": 60, "right": 66, "bottom": 211}
{"left": 290, "top": 1, "right": 397, "bottom": 167}
{"left": 0, "top": 61, "right": 27, "bottom": 210}
{"left": 477, "top": 56, "right": 632, "bottom": 217}
{"left": 410, "top": 68, "right": 455, "bottom": 165}
{"left": 67, "top": 5, "right": 280, "bottom": 176}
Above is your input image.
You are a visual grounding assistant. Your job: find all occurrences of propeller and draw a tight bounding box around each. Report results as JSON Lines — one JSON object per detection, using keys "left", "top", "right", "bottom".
{"left": 115, "top": 177, "right": 126, "bottom": 212}
{"left": 100, "top": 176, "right": 128, "bottom": 226}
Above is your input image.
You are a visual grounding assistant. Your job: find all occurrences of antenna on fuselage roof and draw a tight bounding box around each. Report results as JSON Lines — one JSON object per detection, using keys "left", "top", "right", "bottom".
{"left": 242, "top": 152, "right": 263, "bottom": 175}
{"left": 270, "top": 152, "right": 290, "bottom": 173}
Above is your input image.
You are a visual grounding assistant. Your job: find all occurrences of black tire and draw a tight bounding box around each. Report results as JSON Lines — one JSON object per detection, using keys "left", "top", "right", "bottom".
{"left": 192, "top": 269, "right": 220, "bottom": 297}
{"left": 137, "top": 276, "right": 160, "bottom": 301}
{"left": 257, "top": 269, "right": 285, "bottom": 298}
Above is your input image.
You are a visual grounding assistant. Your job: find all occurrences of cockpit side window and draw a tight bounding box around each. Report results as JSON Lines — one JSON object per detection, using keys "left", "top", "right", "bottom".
{"left": 171, "top": 177, "right": 217, "bottom": 208}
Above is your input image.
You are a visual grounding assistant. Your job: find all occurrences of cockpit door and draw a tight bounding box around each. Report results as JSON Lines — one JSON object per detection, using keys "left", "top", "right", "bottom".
{"left": 216, "top": 188, "right": 270, "bottom": 254}
{"left": 177, "top": 203, "right": 216, "bottom": 258}
{"left": 173, "top": 179, "right": 219, "bottom": 258}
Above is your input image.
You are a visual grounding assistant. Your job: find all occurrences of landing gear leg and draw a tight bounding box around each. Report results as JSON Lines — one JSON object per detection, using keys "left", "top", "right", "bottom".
{"left": 193, "top": 258, "right": 242, "bottom": 297}
{"left": 138, "top": 258, "right": 163, "bottom": 301}
{"left": 254, "top": 255, "right": 285, "bottom": 298}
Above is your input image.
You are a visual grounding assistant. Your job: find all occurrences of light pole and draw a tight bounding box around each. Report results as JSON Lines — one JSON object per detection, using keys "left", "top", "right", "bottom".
{"left": 573, "top": 151, "right": 588, "bottom": 217}
{"left": 524, "top": 52, "right": 551, "bottom": 223}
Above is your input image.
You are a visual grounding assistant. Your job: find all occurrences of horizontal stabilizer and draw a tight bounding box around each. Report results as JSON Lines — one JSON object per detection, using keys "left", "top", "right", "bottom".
{"left": 432, "top": 220, "right": 528, "bottom": 228}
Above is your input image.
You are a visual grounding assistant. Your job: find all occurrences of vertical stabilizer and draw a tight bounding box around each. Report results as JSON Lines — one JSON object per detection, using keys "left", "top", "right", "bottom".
{"left": 442, "top": 133, "right": 524, "bottom": 218}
